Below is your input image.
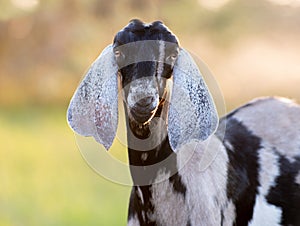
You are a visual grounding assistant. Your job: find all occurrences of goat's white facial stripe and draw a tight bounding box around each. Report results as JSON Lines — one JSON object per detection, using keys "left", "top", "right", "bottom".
{"left": 157, "top": 40, "right": 165, "bottom": 80}
{"left": 115, "top": 40, "right": 178, "bottom": 68}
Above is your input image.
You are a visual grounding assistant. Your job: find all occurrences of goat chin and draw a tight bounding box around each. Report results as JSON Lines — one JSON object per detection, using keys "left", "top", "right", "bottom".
{"left": 128, "top": 119, "right": 151, "bottom": 139}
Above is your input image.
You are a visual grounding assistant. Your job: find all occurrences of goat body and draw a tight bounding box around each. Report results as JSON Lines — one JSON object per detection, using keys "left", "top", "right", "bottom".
{"left": 128, "top": 97, "right": 300, "bottom": 226}
{"left": 67, "top": 19, "right": 300, "bottom": 226}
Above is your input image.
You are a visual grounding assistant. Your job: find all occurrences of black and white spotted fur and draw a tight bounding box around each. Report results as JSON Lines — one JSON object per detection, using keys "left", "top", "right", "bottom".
{"left": 67, "top": 19, "right": 300, "bottom": 226}
{"left": 127, "top": 97, "right": 300, "bottom": 226}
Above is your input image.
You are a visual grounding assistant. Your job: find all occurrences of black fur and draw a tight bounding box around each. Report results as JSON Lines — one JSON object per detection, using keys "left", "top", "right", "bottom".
{"left": 220, "top": 210, "right": 224, "bottom": 226}
{"left": 169, "top": 172, "right": 187, "bottom": 198}
{"left": 69, "top": 18, "right": 300, "bottom": 225}
{"left": 218, "top": 116, "right": 261, "bottom": 226}
{"left": 116, "top": 20, "right": 186, "bottom": 225}
{"left": 113, "top": 19, "right": 179, "bottom": 125}
{"left": 114, "top": 20, "right": 300, "bottom": 226}
{"left": 186, "top": 219, "right": 192, "bottom": 226}
{"left": 113, "top": 19, "right": 178, "bottom": 46}
{"left": 266, "top": 154, "right": 300, "bottom": 226}
{"left": 129, "top": 185, "right": 156, "bottom": 225}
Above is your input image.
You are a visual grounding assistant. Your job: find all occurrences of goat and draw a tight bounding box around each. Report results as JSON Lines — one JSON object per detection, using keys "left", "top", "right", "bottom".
{"left": 67, "top": 19, "right": 300, "bottom": 226}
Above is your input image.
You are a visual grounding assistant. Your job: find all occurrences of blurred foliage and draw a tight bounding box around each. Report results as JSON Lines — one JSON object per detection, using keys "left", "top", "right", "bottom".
{"left": 1, "top": 0, "right": 300, "bottom": 225}
{"left": 0, "top": 0, "right": 300, "bottom": 108}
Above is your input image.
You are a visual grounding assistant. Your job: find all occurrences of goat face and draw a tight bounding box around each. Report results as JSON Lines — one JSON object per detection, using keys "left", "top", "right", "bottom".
{"left": 113, "top": 20, "right": 179, "bottom": 135}
{"left": 67, "top": 19, "right": 218, "bottom": 151}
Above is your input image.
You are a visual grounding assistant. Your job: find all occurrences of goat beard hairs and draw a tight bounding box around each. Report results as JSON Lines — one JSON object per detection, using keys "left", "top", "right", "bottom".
{"left": 67, "top": 44, "right": 219, "bottom": 152}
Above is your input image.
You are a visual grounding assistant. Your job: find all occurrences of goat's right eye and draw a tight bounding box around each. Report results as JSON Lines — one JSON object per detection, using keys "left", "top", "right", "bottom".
{"left": 114, "top": 50, "right": 125, "bottom": 66}
{"left": 170, "top": 53, "right": 178, "bottom": 61}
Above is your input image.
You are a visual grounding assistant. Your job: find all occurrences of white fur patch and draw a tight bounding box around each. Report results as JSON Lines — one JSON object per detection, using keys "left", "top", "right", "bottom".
{"left": 249, "top": 195, "right": 282, "bottom": 226}
{"left": 222, "top": 200, "right": 236, "bottom": 226}
{"left": 296, "top": 172, "right": 300, "bottom": 185}
{"left": 233, "top": 97, "right": 300, "bottom": 162}
{"left": 137, "top": 186, "right": 144, "bottom": 205}
{"left": 257, "top": 146, "right": 280, "bottom": 196}
{"left": 224, "top": 140, "right": 234, "bottom": 152}
{"left": 249, "top": 146, "right": 282, "bottom": 226}
{"left": 177, "top": 136, "right": 230, "bottom": 225}
{"left": 127, "top": 214, "right": 140, "bottom": 226}
{"left": 150, "top": 169, "right": 189, "bottom": 226}
{"left": 141, "top": 153, "right": 148, "bottom": 161}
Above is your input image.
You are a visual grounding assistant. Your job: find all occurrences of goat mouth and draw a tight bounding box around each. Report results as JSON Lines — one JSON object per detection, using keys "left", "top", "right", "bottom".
{"left": 130, "top": 108, "right": 156, "bottom": 124}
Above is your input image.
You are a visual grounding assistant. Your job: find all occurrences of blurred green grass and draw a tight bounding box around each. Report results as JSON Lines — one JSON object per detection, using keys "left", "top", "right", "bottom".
{"left": 0, "top": 107, "right": 131, "bottom": 226}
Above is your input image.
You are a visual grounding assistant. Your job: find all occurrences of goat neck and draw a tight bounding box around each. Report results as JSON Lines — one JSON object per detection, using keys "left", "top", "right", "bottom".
{"left": 125, "top": 96, "right": 178, "bottom": 185}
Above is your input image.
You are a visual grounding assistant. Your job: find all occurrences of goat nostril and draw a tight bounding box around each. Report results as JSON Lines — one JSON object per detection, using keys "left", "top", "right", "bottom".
{"left": 136, "top": 96, "right": 155, "bottom": 107}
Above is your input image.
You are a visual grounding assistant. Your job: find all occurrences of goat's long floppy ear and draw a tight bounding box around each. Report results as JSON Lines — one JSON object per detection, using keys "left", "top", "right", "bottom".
{"left": 168, "top": 48, "right": 219, "bottom": 152}
{"left": 67, "top": 45, "right": 119, "bottom": 150}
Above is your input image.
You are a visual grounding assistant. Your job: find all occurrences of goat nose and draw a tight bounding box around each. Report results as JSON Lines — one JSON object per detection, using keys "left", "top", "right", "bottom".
{"left": 136, "top": 96, "right": 155, "bottom": 107}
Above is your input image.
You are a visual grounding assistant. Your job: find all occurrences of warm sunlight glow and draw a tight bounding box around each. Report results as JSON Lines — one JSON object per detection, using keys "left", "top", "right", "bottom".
{"left": 266, "top": 0, "right": 300, "bottom": 7}
{"left": 198, "top": 0, "right": 232, "bottom": 10}
{"left": 11, "top": 0, "right": 39, "bottom": 11}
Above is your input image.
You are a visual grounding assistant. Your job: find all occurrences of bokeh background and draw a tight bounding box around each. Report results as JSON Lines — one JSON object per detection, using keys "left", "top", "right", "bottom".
{"left": 1, "top": 0, "right": 300, "bottom": 225}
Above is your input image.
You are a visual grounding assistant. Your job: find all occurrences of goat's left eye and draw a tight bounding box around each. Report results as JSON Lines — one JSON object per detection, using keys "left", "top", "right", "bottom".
{"left": 114, "top": 50, "right": 121, "bottom": 58}
{"left": 166, "top": 52, "right": 178, "bottom": 63}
